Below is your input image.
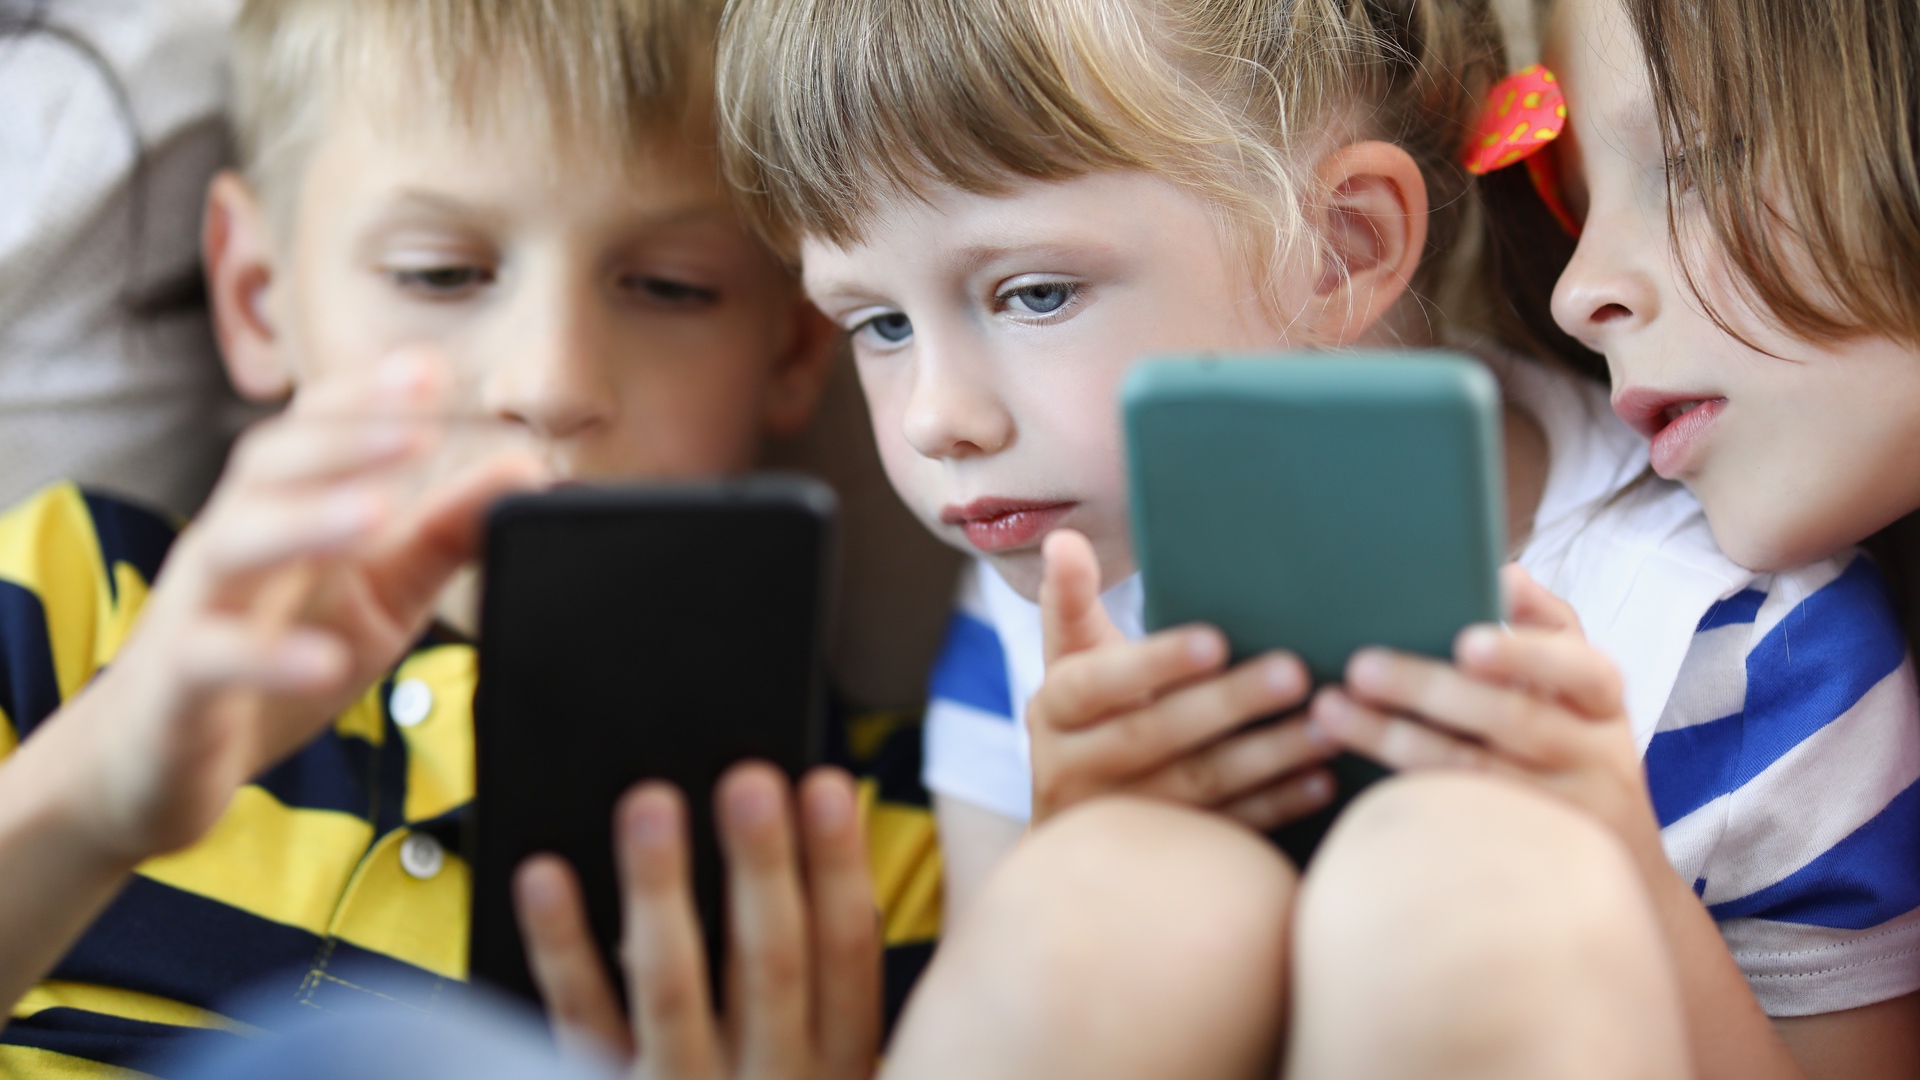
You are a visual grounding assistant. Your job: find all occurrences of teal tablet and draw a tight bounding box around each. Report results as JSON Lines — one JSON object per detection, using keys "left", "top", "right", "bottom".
{"left": 1123, "top": 353, "right": 1505, "bottom": 864}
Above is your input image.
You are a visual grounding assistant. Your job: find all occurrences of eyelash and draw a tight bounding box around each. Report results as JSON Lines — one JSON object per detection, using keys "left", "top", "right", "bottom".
{"left": 626, "top": 276, "right": 722, "bottom": 307}
{"left": 390, "top": 265, "right": 495, "bottom": 297}
{"left": 852, "top": 311, "right": 913, "bottom": 346}
{"left": 996, "top": 280, "right": 1082, "bottom": 320}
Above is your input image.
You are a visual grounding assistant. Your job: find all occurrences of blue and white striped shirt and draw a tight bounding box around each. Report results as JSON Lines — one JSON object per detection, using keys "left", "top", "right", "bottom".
{"left": 1650, "top": 552, "right": 1920, "bottom": 1015}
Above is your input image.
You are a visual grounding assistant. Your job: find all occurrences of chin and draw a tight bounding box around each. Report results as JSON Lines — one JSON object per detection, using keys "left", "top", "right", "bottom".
{"left": 986, "top": 551, "right": 1047, "bottom": 602}
{"left": 1707, "top": 510, "right": 1843, "bottom": 574}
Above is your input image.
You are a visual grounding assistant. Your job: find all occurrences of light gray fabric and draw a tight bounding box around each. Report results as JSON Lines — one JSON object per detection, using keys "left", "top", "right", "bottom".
{"left": 0, "top": 0, "right": 247, "bottom": 517}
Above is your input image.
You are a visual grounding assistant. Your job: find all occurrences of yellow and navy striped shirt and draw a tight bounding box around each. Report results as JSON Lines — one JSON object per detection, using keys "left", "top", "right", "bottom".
{"left": 0, "top": 484, "right": 940, "bottom": 1078}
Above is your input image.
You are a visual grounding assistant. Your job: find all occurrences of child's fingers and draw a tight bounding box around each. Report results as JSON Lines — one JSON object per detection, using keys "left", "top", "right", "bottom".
{"left": 359, "top": 451, "right": 551, "bottom": 619}
{"left": 1455, "top": 625, "right": 1625, "bottom": 720}
{"left": 1034, "top": 626, "right": 1229, "bottom": 733}
{"left": 1130, "top": 715, "right": 1337, "bottom": 809}
{"left": 196, "top": 485, "right": 400, "bottom": 578}
{"left": 796, "top": 769, "right": 882, "bottom": 1080}
{"left": 613, "top": 785, "right": 722, "bottom": 1080}
{"left": 1081, "top": 652, "right": 1311, "bottom": 775}
{"left": 222, "top": 417, "right": 435, "bottom": 492}
{"left": 716, "top": 763, "right": 811, "bottom": 1078}
{"left": 1501, "top": 564, "right": 1583, "bottom": 634}
{"left": 1343, "top": 649, "right": 1562, "bottom": 765}
{"left": 1217, "top": 768, "right": 1337, "bottom": 832}
{"left": 1041, "top": 529, "right": 1127, "bottom": 664}
{"left": 1308, "top": 688, "right": 1498, "bottom": 773}
{"left": 515, "top": 855, "right": 637, "bottom": 1062}
{"left": 283, "top": 346, "right": 448, "bottom": 421}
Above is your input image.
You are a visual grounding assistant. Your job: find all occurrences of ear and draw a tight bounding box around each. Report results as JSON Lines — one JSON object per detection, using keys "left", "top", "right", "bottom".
{"left": 1305, "top": 140, "right": 1431, "bottom": 345}
{"left": 203, "top": 171, "right": 293, "bottom": 402}
{"left": 760, "top": 293, "right": 842, "bottom": 437}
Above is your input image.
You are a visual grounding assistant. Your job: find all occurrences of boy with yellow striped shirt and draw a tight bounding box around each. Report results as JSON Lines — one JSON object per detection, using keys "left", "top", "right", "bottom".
{"left": 0, "top": 2, "right": 937, "bottom": 1076}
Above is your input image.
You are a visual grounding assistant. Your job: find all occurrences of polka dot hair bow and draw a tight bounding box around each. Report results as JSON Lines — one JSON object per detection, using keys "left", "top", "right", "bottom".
{"left": 1464, "top": 64, "right": 1580, "bottom": 237}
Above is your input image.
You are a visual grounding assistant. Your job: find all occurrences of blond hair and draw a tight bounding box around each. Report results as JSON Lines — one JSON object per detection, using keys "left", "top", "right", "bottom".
{"left": 232, "top": 0, "right": 721, "bottom": 212}
{"left": 1628, "top": 0, "right": 1920, "bottom": 348}
{"left": 717, "top": 0, "right": 1504, "bottom": 309}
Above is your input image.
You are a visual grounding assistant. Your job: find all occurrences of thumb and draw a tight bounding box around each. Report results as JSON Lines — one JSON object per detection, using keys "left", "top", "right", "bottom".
{"left": 1041, "top": 529, "right": 1124, "bottom": 665}
{"left": 1502, "top": 563, "right": 1584, "bottom": 635}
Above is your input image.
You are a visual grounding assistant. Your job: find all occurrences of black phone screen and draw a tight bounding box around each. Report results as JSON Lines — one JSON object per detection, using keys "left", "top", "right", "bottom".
{"left": 468, "top": 479, "right": 836, "bottom": 1006}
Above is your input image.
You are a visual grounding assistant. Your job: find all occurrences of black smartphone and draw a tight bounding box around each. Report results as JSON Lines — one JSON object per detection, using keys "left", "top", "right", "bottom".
{"left": 467, "top": 478, "right": 837, "bottom": 1006}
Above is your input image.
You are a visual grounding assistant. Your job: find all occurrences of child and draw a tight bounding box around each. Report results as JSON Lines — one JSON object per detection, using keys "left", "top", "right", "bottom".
{"left": 0, "top": 1, "right": 925, "bottom": 1074}
{"left": 716, "top": 0, "right": 1541, "bottom": 916}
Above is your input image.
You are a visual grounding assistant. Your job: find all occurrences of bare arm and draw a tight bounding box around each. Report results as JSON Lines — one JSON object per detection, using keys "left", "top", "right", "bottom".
{"left": 935, "top": 793, "right": 1026, "bottom": 925}
{"left": 0, "top": 719, "right": 145, "bottom": 1011}
{"left": 1630, "top": 845, "right": 1804, "bottom": 1079}
{"left": 1775, "top": 992, "right": 1920, "bottom": 1080}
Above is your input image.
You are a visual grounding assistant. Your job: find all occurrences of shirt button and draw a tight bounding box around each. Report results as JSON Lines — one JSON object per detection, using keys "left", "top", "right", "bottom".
{"left": 399, "top": 832, "right": 445, "bottom": 880}
{"left": 390, "top": 679, "right": 434, "bottom": 729}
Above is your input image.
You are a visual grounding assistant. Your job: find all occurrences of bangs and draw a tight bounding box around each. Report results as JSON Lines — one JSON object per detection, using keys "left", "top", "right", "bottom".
{"left": 720, "top": 0, "right": 1269, "bottom": 252}
{"left": 719, "top": 0, "right": 1504, "bottom": 312}
{"left": 235, "top": 0, "right": 719, "bottom": 210}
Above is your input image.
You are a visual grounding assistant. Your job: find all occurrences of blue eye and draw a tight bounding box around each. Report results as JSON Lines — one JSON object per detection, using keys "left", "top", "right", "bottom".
{"left": 860, "top": 312, "right": 913, "bottom": 344}
{"left": 1003, "top": 282, "right": 1076, "bottom": 315}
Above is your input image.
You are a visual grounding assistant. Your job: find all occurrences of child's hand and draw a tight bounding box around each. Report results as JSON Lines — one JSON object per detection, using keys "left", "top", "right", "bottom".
{"left": 514, "top": 764, "right": 880, "bottom": 1080}
{"left": 1308, "top": 565, "right": 1666, "bottom": 869}
{"left": 54, "top": 351, "right": 546, "bottom": 863}
{"left": 1026, "top": 530, "right": 1337, "bottom": 829}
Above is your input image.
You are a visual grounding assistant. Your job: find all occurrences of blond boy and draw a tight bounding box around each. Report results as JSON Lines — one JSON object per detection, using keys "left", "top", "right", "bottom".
{"left": 0, "top": 1, "right": 914, "bottom": 1074}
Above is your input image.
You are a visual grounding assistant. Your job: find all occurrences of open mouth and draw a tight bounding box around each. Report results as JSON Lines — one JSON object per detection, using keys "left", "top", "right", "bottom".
{"left": 938, "top": 498, "right": 1078, "bottom": 554}
{"left": 1613, "top": 388, "right": 1728, "bottom": 478}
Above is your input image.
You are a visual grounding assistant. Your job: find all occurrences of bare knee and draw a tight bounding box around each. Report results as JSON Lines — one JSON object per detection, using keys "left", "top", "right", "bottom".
{"left": 885, "top": 798, "right": 1296, "bottom": 1080}
{"left": 1289, "top": 774, "right": 1685, "bottom": 1080}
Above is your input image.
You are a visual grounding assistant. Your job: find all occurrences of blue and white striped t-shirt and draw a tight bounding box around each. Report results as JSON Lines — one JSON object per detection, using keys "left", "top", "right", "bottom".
{"left": 1649, "top": 552, "right": 1920, "bottom": 1015}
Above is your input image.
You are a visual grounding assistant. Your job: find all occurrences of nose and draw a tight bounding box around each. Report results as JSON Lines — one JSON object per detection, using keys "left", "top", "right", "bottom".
{"left": 1550, "top": 221, "right": 1661, "bottom": 351}
{"left": 481, "top": 274, "right": 616, "bottom": 443}
{"left": 898, "top": 337, "right": 1015, "bottom": 461}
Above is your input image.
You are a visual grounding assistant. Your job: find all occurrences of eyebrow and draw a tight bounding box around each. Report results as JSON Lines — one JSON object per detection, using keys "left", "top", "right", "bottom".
{"left": 369, "top": 189, "right": 737, "bottom": 231}
{"left": 805, "top": 237, "right": 1124, "bottom": 302}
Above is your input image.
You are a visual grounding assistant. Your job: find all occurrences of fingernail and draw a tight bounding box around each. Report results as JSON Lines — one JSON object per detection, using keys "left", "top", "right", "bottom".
{"left": 324, "top": 490, "right": 379, "bottom": 535}
{"left": 1188, "top": 629, "right": 1224, "bottom": 665}
{"left": 726, "top": 780, "right": 780, "bottom": 830}
{"left": 1304, "top": 773, "right": 1334, "bottom": 802}
{"left": 807, "top": 781, "right": 853, "bottom": 834}
{"left": 1304, "top": 716, "right": 1338, "bottom": 750}
{"left": 518, "top": 865, "right": 563, "bottom": 911}
{"left": 1348, "top": 649, "right": 1389, "bottom": 688}
{"left": 1460, "top": 626, "right": 1501, "bottom": 664}
{"left": 629, "top": 793, "right": 678, "bottom": 850}
{"left": 1310, "top": 692, "right": 1351, "bottom": 731}
{"left": 1264, "top": 656, "right": 1303, "bottom": 696}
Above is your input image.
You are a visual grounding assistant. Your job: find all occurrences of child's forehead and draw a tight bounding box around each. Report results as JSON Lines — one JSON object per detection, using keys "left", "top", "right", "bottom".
{"left": 305, "top": 56, "right": 717, "bottom": 199}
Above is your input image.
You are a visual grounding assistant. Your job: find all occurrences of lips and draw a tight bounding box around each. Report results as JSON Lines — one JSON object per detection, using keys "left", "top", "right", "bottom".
{"left": 938, "top": 498, "right": 1077, "bottom": 554}
{"left": 1612, "top": 387, "right": 1728, "bottom": 478}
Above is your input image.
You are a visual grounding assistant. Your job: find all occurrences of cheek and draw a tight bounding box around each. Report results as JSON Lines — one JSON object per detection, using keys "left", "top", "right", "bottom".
{"left": 851, "top": 356, "right": 939, "bottom": 508}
